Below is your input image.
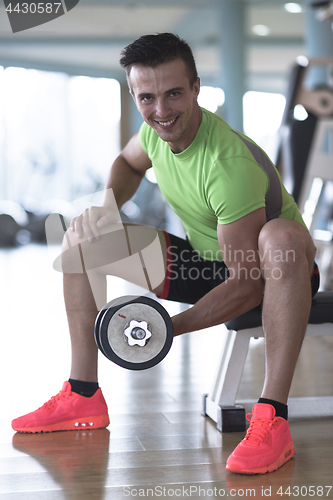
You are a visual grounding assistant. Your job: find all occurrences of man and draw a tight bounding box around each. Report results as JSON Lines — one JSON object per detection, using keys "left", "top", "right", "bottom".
{"left": 12, "top": 33, "right": 319, "bottom": 475}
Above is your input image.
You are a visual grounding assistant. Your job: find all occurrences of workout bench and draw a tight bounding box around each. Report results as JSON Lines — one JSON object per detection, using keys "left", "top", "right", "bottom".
{"left": 203, "top": 291, "right": 333, "bottom": 432}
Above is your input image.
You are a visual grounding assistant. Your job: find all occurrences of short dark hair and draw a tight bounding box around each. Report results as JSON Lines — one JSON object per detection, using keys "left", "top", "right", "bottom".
{"left": 120, "top": 33, "right": 198, "bottom": 90}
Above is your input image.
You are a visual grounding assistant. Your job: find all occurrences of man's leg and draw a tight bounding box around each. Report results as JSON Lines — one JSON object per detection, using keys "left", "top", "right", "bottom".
{"left": 226, "top": 219, "right": 316, "bottom": 475}
{"left": 64, "top": 269, "right": 103, "bottom": 383}
{"left": 62, "top": 223, "right": 167, "bottom": 383}
{"left": 12, "top": 223, "right": 167, "bottom": 433}
{"left": 258, "top": 218, "right": 315, "bottom": 404}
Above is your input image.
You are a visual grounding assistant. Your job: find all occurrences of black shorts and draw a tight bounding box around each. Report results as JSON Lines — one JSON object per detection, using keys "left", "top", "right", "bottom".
{"left": 158, "top": 232, "right": 320, "bottom": 305}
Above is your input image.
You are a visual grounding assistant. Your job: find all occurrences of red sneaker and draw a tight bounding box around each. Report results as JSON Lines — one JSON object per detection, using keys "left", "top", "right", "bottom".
{"left": 226, "top": 403, "right": 295, "bottom": 474}
{"left": 11, "top": 381, "right": 110, "bottom": 433}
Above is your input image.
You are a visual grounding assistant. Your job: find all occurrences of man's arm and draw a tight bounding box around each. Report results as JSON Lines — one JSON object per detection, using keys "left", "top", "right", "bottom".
{"left": 104, "top": 132, "right": 152, "bottom": 208}
{"left": 71, "top": 132, "right": 152, "bottom": 239}
{"left": 172, "top": 208, "right": 267, "bottom": 336}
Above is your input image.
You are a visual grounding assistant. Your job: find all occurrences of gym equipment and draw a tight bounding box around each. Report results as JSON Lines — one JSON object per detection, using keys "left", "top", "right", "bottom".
{"left": 276, "top": 58, "right": 333, "bottom": 205}
{"left": 95, "top": 296, "right": 173, "bottom": 370}
{"left": 277, "top": 58, "right": 333, "bottom": 289}
{"left": 0, "top": 201, "right": 29, "bottom": 246}
{"left": 203, "top": 291, "right": 333, "bottom": 432}
{"left": 0, "top": 213, "right": 21, "bottom": 246}
{"left": 25, "top": 199, "right": 74, "bottom": 243}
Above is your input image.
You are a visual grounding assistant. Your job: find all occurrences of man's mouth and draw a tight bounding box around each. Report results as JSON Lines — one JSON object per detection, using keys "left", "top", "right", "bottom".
{"left": 155, "top": 116, "right": 179, "bottom": 128}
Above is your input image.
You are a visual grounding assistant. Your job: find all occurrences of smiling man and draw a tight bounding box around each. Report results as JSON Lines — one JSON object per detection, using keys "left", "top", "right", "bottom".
{"left": 12, "top": 33, "right": 319, "bottom": 476}
{"left": 129, "top": 59, "right": 202, "bottom": 152}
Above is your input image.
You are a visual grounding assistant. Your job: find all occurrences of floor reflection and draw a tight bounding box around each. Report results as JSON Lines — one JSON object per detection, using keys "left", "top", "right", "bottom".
{"left": 226, "top": 458, "right": 295, "bottom": 499}
{"left": 12, "top": 429, "right": 110, "bottom": 499}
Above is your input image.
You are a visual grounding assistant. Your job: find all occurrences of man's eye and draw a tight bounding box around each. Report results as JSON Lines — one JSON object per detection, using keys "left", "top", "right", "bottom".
{"left": 169, "top": 92, "right": 180, "bottom": 97}
{"left": 142, "top": 96, "right": 153, "bottom": 103}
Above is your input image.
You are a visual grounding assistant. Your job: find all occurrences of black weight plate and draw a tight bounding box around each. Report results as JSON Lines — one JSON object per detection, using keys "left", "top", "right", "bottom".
{"left": 94, "top": 296, "right": 141, "bottom": 359}
{"left": 94, "top": 308, "right": 108, "bottom": 357}
{"left": 98, "top": 296, "right": 173, "bottom": 370}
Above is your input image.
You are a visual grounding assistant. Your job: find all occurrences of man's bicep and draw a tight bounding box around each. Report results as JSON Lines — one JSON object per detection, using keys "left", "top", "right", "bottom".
{"left": 121, "top": 132, "right": 152, "bottom": 174}
{"left": 217, "top": 208, "right": 266, "bottom": 270}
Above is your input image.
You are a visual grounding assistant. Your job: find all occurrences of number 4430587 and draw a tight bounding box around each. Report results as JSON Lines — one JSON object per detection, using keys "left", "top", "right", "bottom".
{"left": 5, "top": 3, "right": 62, "bottom": 14}
{"left": 277, "top": 485, "right": 332, "bottom": 496}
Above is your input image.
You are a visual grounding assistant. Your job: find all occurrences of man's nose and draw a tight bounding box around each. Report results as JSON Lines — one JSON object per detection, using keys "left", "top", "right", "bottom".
{"left": 155, "top": 98, "right": 171, "bottom": 118}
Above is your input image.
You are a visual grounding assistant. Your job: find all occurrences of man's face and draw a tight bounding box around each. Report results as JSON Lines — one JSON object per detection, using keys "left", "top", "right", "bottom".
{"left": 129, "top": 58, "right": 201, "bottom": 153}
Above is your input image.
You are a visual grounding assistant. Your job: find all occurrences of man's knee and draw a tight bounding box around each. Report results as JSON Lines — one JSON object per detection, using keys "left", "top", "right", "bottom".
{"left": 55, "top": 229, "right": 86, "bottom": 273}
{"left": 56, "top": 225, "right": 166, "bottom": 289}
{"left": 258, "top": 219, "right": 315, "bottom": 274}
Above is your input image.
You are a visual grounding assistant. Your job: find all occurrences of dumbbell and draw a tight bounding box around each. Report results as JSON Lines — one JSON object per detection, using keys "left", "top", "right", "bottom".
{"left": 94, "top": 296, "right": 174, "bottom": 370}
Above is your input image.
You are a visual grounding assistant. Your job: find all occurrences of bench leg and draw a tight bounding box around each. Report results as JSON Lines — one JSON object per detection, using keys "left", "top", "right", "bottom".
{"left": 203, "top": 322, "right": 333, "bottom": 429}
{"left": 203, "top": 327, "right": 263, "bottom": 432}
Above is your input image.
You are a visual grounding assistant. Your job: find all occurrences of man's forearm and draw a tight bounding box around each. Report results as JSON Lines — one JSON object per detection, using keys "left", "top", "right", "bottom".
{"left": 172, "top": 277, "right": 263, "bottom": 336}
{"left": 104, "top": 154, "right": 144, "bottom": 209}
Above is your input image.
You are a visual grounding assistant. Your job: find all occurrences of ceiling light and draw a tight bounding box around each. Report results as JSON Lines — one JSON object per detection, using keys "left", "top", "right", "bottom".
{"left": 284, "top": 3, "right": 303, "bottom": 13}
{"left": 293, "top": 104, "right": 308, "bottom": 121}
{"left": 296, "top": 55, "right": 309, "bottom": 67}
{"left": 252, "top": 24, "right": 270, "bottom": 36}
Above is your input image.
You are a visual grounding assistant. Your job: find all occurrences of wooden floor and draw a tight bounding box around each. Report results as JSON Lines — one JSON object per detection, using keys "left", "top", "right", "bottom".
{"left": 1, "top": 244, "right": 333, "bottom": 499}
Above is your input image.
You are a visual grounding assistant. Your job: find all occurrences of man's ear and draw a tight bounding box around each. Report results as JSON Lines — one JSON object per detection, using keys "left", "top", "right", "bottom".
{"left": 128, "top": 88, "right": 140, "bottom": 111}
{"left": 126, "top": 73, "right": 136, "bottom": 104}
{"left": 130, "top": 89, "right": 136, "bottom": 104}
{"left": 194, "top": 77, "right": 201, "bottom": 99}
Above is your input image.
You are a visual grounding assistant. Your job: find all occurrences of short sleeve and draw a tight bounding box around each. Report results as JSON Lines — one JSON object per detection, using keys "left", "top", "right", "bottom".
{"left": 139, "top": 122, "right": 149, "bottom": 154}
{"left": 207, "top": 157, "right": 269, "bottom": 225}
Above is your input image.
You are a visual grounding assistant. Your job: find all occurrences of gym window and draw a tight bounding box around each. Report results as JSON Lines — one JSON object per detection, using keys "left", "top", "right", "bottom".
{"left": 0, "top": 66, "right": 121, "bottom": 207}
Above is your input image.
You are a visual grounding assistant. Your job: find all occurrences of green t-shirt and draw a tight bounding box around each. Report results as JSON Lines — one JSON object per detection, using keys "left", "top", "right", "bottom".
{"left": 139, "top": 107, "right": 306, "bottom": 260}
